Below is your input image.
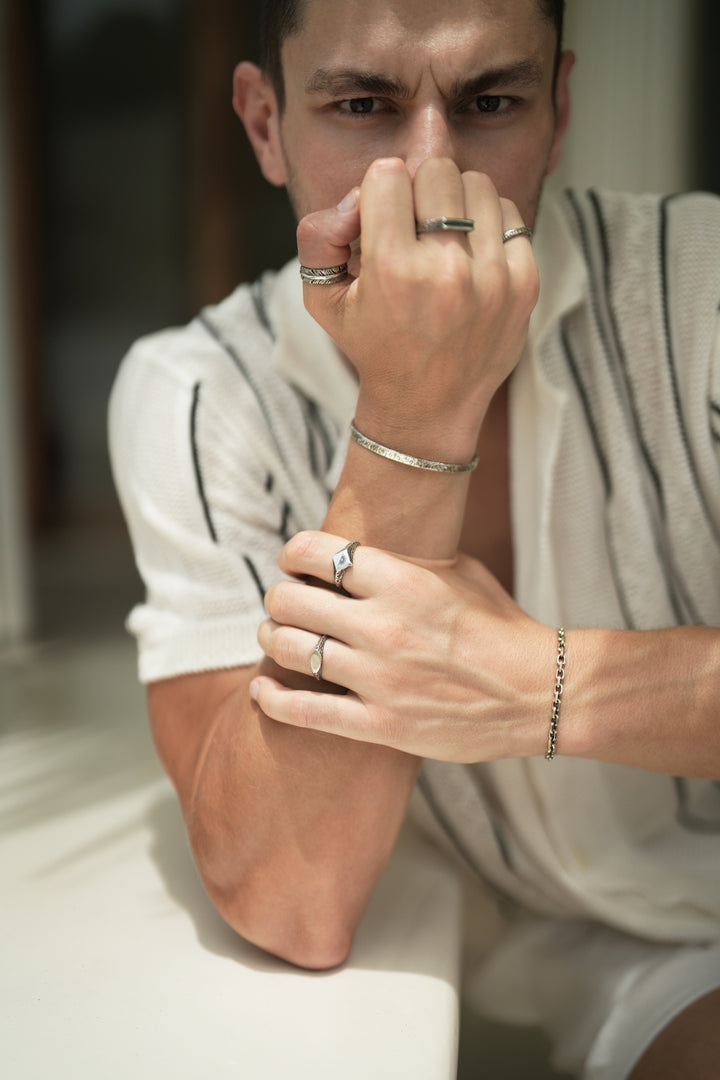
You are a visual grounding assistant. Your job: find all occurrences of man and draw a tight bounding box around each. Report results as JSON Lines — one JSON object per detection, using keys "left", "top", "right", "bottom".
{"left": 109, "top": 1, "right": 720, "bottom": 1076}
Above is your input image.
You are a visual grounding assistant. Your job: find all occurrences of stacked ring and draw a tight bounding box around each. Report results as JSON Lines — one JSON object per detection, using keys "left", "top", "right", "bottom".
{"left": 299, "top": 263, "right": 349, "bottom": 285}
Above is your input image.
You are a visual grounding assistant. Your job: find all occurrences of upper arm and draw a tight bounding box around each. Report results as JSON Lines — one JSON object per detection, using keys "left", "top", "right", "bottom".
{"left": 147, "top": 664, "right": 257, "bottom": 812}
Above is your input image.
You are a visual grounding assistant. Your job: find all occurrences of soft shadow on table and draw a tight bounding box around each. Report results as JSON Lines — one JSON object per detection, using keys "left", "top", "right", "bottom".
{"left": 145, "top": 791, "right": 280, "bottom": 970}
{"left": 147, "top": 790, "right": 573, "bottom": 1079}
{"left": 0, "top": 636, "right": 160, "bottom": 831}
{"left": 146, "top": 787, "right": 464, "bottom": 981}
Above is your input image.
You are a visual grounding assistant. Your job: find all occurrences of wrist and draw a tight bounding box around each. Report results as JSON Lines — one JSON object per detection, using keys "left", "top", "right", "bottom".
{"left": 352, "top": 400, "right": 484, "bottom": 467}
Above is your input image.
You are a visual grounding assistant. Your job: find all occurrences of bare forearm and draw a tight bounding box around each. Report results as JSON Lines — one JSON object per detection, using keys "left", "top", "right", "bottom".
{"left": 190, "top": 666, "right": 419, "bottom": 967}
{"left": 154, "top": 417, "right": 470, "bottom": 969}
{"left": 325, "top": 438, "right": 473, "bottom": 559}
{"left": 561, "top": 626, "right": 720, "bottom": 777}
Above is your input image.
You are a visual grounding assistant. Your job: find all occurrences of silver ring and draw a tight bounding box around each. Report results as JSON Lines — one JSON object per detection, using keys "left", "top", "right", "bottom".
{"left": 310, "top": 634, "right": 327, "bottom": 680}
{"left": 416, "top": 217, "right": 474, "bottom": 235}
{"left": 299, "top": 263, "right": 349, "bottom": 285}
{"left": 332, "top": 540, "right": 360, "bottom": 591}
{"left": 502, "top": 226, "right": 533, "bottom": 244}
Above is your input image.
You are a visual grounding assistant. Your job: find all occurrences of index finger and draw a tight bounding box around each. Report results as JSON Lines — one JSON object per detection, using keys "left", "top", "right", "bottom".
{"left": 358, "top": 158, "right": 417, "bottom": 264}
{"left": 280, "top": 530, "right": 404, "bottom": 600}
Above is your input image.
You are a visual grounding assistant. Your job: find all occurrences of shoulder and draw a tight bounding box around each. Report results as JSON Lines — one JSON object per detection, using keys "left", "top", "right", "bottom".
{"left": 110, "top": 275, "right": 275, "bottom": 404}
{"left": 559, "top": 188, "right": 720, "bottom": 280}
{"left": 108, "top": 269, "right": 304, "bottom": 466}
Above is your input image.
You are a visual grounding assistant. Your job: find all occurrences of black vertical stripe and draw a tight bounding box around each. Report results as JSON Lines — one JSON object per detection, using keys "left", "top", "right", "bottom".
{"left": 568, "top": 190, "right": 695, "bottom": 623}
{"left": 190, "top": 382, "right": 218, "bottom": 544}
{"left": 587, "top": 190, "right": 665, "bottom": 501}
{"left": 199, "top": 314, "right": 288, "bottom": 469}
{"left": 243, "top": 555, "right": 266, "bottom": 603}
{"left": 279, "top": 501, "right": 292, "bottom": 541}
{"left": 416, "top": 772, "right": 493, "bottom": 884}
{"left": 560, "top": 322, "right": 636, "bottom": 628}
{"left": 301, "top": 400, "right": 319, "bottom": 478}
{"left": 559, "top": 320, "right": 612, "bottom": 494}
{"left": 304, "top": 396, "right": 335, "bottom": 471}
{"left": 564, "top": 190, "right": 620, "bottom": 395}
{"left": 251, "top": 278, "right": 275, "bottom": 340}
{"left": 659, "top": 195, "right": 720, "bottom": 546}
{"left": 674, "top": 777, "right": 720, "bottom": 834}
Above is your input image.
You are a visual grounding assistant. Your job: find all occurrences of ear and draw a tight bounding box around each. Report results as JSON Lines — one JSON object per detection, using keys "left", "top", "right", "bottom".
{"left": 233, "top": 61, "right": 287, "bottom": 187}
{"left": 545, "top": 50, "right": 575, "bottom": 177}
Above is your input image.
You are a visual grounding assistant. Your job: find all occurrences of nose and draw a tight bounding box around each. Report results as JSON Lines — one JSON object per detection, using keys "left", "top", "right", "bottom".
{"left": 401, "top": 106, "right": 455, "bottom": 179}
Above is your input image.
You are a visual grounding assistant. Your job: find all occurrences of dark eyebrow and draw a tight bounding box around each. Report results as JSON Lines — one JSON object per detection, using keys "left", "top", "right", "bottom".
{"left": 305, "top": 68, "right": 411, "bottom": 99}
{"left": 304, "top": 59, "right": 545, "bottom": 101}
{"left": 450, "top": 60, "right": 545, "bottom": 99}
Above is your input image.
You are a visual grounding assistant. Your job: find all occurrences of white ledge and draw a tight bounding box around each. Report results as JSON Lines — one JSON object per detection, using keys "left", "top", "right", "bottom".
{"left": 1, "top": 639, "right": 462, "bottom": 1079}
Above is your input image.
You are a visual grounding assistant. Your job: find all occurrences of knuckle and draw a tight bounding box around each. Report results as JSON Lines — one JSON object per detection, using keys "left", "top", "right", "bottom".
{"left": 271, "top": 626, "right": 296, "bottom": 667}
{"left": 438, "top": 245, "right": 472, "bottom": 286}
{"left": 416, "top": 156, "right": 457, "bottom": 181}
{"left": 287, "top": 694, "right": 316, "bottom": 729}
{"left": 373, "top": 611, "right": 407, "bottom": 655}
{"left": 283, "top": 530, "right": 316, "bottom": 566}
{"left": 296, "top": 213, "right": 325, "bottom": 251}
{"left": 464, "top": 170, "right": 497, "bottom": 199}
{"left": 519, "top": 261, "right": 541, "bottom": 307}
{"left": 480, "top": 259, "right": 511, "bottom": 312}
{"left": 263, "top": 583, "right": 278, "bottom": 614}
{"left": 263, "top": 581, "right": 284, "bottom": 619}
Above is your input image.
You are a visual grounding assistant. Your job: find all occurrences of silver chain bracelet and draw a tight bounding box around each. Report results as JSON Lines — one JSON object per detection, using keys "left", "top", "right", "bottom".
{"left": 545, "top": 627, "right": 566, "bottom": 760}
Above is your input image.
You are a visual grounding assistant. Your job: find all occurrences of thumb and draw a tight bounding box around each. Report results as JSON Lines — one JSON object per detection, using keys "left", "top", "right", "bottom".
{"left": 296, "top": 187, "right": 360, "bottom": 294}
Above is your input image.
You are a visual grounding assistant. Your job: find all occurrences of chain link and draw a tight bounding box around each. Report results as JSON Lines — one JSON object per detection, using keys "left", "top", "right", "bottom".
{"left": 545, "top": 627, "right": 566, "bottom": 760}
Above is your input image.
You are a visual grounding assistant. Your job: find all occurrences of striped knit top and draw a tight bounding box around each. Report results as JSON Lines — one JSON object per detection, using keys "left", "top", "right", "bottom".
{"left": 109, "top": 187, "right": 720, "bottom": 943}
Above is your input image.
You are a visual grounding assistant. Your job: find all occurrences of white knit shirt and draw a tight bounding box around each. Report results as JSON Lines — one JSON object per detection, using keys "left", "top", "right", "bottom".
{"left": 110, "top": 189, "right": 720, "bottom": 1071}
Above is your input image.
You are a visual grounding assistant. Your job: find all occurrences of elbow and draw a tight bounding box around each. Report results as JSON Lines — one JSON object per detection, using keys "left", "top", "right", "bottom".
{"left": 219, "top": 888, "right": 355, "bottom": 970}
{"left": 198, "top": 864, "right": 357, "bottom": 970}
{"left": 187, "top": 805, "right": 364, "bottom": 970}
{"left": 264, "top": 925, "right": 354, "bottom": 972}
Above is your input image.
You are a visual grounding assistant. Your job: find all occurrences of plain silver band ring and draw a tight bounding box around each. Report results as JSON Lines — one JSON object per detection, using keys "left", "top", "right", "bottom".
{"left": 333, "top": 540, "right": 360, "bottom": 592}
{"left": 502, "top": 226, "right": 533, "bottom": 243}
{"left": 416, "top": 217, "right": 474, "bottom": 234}
{"left": 299, "top": 263, "right": 349, "bottom": 285}
{"left": 310, "top": 634, "right": 328, "bottom": 680}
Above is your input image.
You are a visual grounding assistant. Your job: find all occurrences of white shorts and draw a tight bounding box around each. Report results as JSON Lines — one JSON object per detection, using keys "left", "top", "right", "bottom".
{"left": 464, "top": 910, "right": 720, "bottom": 1079}
{"left": 409, "top": 784, "right": 720, "bottom": 1079}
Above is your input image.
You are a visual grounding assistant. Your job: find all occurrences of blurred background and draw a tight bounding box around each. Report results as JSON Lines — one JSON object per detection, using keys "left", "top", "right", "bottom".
{"left": 1, "top": 0, "right": 718, "bottom": 651}
{"left": 1, "top": 3, "right": 718, "bottom": 1077}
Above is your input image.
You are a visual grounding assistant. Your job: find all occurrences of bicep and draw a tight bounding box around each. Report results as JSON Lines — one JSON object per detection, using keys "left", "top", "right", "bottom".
{"left": 147, "top": 663, "right": 257, "bottom": 809}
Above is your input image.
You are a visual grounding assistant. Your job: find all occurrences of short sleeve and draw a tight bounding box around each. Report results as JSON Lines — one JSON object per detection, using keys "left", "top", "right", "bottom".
{"left": 108, "top": 299, "right": 336, "bottom": 683}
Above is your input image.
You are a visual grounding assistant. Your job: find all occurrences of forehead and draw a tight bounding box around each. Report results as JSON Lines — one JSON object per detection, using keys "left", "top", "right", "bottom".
{"left": 284, "top": 0, "right": 555, "bottom": 82}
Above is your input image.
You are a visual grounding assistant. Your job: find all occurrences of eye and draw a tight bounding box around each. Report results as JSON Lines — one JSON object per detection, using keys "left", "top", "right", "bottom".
{"left": 339, "top": 97, "right": 379, "bottom": 115}
{"left": 472, "top": 95, "right": 511, "bottom": 114}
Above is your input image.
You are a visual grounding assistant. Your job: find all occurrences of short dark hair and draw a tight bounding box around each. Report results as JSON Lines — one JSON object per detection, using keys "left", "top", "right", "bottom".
{"left": 259, "top": 0, "right": 565, "bottom": 110}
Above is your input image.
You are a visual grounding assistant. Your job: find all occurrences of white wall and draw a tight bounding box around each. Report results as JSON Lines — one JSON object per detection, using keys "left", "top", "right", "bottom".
{"left": 0, "top": 3, "right": 32, "bottom": 646}
{"left": 553, "top": 0, "right": 700, "bottom": 196}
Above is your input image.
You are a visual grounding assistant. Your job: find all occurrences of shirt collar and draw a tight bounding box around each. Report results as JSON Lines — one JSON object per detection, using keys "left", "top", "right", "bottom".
{"left": 529, "top": 184, "right": 587, "bottom": 347}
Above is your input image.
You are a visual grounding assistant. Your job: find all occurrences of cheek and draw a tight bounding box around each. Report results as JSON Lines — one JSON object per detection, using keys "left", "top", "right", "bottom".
{"left": 283, "top": 125, "right": 385, "bottom": 214}
{"left": 479, "top": 129, "right": 555, "bottom": 212}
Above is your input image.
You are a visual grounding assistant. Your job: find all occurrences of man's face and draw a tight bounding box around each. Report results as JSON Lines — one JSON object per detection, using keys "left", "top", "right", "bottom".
{"left": 274, "top": 0, "right": 570, "bottom": 229}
